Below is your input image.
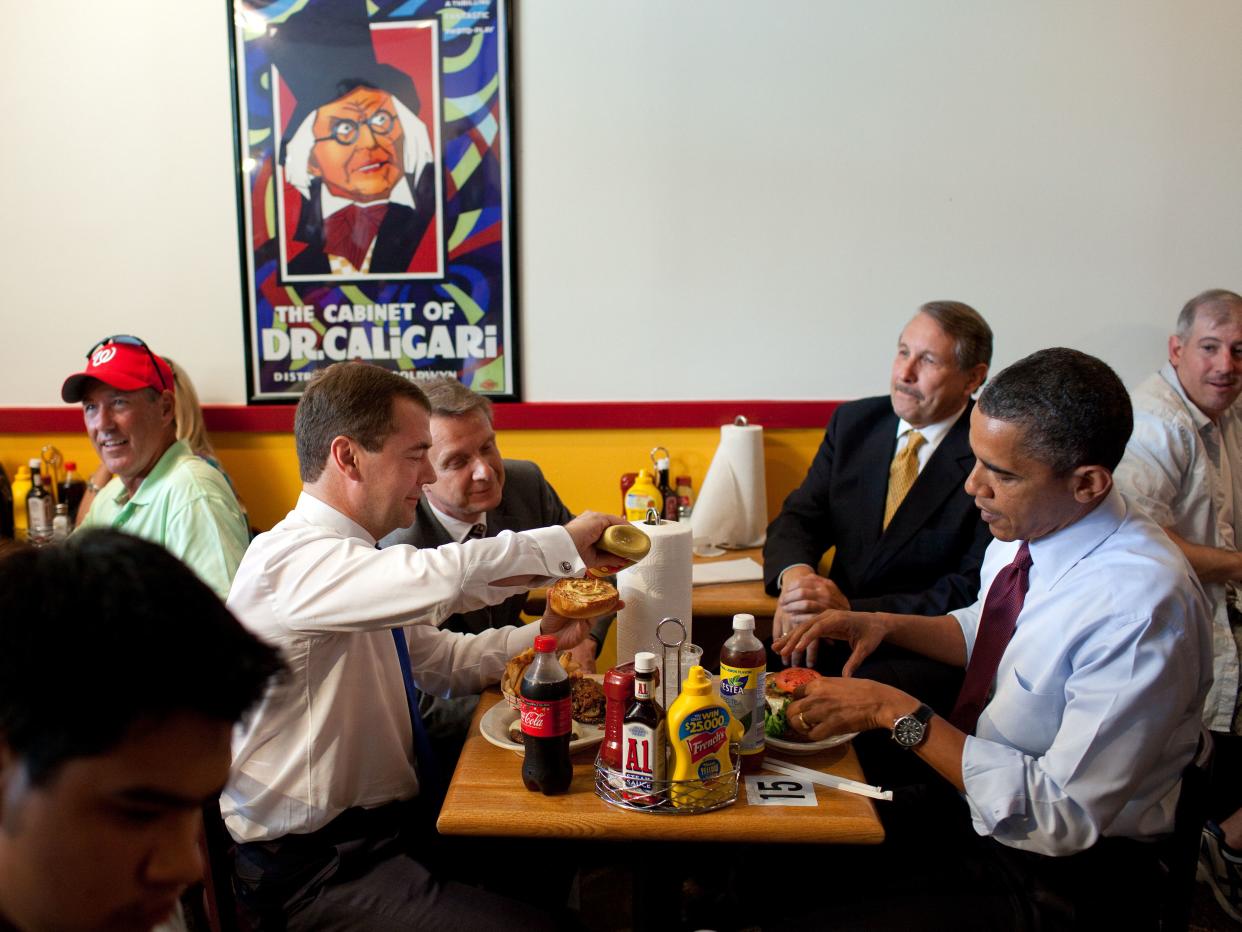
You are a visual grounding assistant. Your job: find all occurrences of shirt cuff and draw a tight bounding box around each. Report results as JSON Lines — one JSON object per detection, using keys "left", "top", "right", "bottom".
{"left": 777, "top": 563, "right": 815, "bottom": 591}
{"left": 506, "top": 621, "right": 541, "bottom": 655}
{"left": 961, "top": 735, "right": 1029, "bottom": 836}
{"left": 524, "top": 525, "right": 586, "bottom": 580}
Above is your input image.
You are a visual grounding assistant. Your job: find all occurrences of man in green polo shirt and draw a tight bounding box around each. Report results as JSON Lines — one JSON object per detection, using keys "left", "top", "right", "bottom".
{"left": 61, "top": 336, "right": 249, "bottom": 599}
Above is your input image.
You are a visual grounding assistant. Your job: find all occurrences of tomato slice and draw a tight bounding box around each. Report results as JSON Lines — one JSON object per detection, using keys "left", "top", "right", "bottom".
{"left": 772, "top": 667, "right": 822, "bottom": 693}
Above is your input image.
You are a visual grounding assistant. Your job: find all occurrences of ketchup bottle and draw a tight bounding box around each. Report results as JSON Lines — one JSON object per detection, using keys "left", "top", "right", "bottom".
{"left": 520, "top": 635, "right": 573, "bottom": 794}
{"left": 719, "top": 613, "right": 767, "bottom": 773}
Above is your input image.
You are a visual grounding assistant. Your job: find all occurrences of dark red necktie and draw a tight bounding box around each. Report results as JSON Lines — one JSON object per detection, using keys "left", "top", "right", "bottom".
{"left": 324, "top": 203, "right": 389, "bottom": 270}
{"left": 949, "top": 541, "right": 1032, "bottom": 734}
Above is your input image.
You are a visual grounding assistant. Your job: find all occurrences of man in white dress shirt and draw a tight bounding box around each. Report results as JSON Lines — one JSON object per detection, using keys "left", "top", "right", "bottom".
{"left": 1114, "top": 288, "right": 1242, "bottom": 921}
{"left": 222, "top": 362, "right": 624, "bottom": 930}
{"left": 774, "top": 348, "right": 1212, "bottom": 929}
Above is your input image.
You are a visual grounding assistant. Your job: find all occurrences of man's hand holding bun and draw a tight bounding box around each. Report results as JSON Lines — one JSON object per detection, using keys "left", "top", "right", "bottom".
{"left": 539, "top": 583, "right": 624, "bottom": 650}
{"left": 564, "top": 512, "right": 633, "bottom": 574}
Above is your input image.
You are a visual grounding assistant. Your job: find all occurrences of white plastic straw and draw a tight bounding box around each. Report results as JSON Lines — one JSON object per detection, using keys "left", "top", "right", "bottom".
{"left": 762, "top": 756, "right": 893, "bottom": 801}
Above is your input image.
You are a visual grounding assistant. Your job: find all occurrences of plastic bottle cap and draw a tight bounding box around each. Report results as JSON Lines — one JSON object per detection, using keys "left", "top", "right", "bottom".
{"left": 680, "top": 665, "right": 712, "bottom": 695}
{"left": 65, "top": 461, "right": 77, "bottom": 471}
{"left": 634, "top": 651, "right": 656, "bottom": 673}
{"left": 534, "top": 634, "right": 558, "bottom": 653}
{"left": 733, "top": 613, "right": 756, "bottom": 631}
{"left": 28, "top": 459, "right": 41, "bottom": 469}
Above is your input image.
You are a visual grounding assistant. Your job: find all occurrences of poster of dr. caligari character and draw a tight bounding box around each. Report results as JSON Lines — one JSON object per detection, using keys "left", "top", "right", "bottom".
{"left": 230, "top": 0, "right": 516, "bottom": 400}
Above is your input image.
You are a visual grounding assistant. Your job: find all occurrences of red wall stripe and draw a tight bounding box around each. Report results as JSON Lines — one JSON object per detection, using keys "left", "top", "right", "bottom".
{"left": 0, "top": 400, "right": 842, "bottom": 433}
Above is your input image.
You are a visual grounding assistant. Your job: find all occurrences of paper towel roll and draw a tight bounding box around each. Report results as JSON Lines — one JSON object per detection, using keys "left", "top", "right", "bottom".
{"left": 689, "top": 422, "right": 767, "bottom": 549}
{"left": 616, "top": 518, "right": 693, "bottom": 667}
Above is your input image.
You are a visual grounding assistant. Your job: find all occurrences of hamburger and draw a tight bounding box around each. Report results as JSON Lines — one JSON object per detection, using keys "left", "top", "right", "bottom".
{"left": 548, "top": 576, "right": 619, "bottom": 619}
{"left": 764, "top": 667, "right": 823, "bottom": 740}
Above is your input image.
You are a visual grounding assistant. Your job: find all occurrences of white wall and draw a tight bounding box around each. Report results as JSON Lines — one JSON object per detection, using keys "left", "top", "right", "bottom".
{"left": 3, "top": 1, "right": 1240, "bottom": 405}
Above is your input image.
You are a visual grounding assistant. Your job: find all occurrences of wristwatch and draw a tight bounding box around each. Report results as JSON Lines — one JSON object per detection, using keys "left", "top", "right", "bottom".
{"left": 891, "top": 703, "right": 934, "bottom": 749}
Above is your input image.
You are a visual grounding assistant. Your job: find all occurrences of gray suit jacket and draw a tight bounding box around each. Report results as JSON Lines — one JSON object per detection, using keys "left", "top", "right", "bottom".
{"left": 380, "top": 459, "right": 574, "bottom": 635}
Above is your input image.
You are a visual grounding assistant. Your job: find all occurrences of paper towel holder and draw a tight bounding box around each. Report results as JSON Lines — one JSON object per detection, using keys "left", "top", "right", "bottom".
{"left": 656, "top": 617, "right": 687, "bottom": 709}
{"left": 643, "top": 507, "right": 664, "bottom": 526}
{"left": 733, "top": 415, "right": 748, "bottom": 426}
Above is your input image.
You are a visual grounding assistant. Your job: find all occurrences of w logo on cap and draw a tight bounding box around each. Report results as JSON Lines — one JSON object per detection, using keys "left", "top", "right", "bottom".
{"left": 91, "top": 347, "right": 117, "bottom": 367}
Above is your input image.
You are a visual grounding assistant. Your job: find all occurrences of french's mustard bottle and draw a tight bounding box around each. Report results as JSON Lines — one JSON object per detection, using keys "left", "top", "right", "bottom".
{"left": 624, "top": 469, "right": 662, "bottom": 522}
{"left": 667, "top": 665, "right": 742, "bottom": 809}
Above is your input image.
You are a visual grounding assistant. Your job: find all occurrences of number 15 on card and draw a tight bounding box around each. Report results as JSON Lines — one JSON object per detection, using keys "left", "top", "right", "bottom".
{"left": 744, "top": 777, "right": 818, "bottom": 807}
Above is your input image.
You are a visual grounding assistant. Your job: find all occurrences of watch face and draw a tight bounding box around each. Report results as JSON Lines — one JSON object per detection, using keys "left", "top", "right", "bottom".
{"left": 893, "top": 715, "right": 925, "bottom": 748}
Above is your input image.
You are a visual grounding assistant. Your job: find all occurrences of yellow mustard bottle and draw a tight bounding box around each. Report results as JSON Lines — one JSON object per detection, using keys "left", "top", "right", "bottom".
{"left": 666, "top": 665, "right": 743, "bottom": 809}
{"left": 11, "top": 465, "right": 32, "bottom": 535}
{"left": 624, "top": 469, "right": 662, "bottom": 521}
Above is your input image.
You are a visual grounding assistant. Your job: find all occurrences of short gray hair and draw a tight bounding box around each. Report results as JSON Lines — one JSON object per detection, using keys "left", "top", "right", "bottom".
{"left": 1175, "top": 289, "right": 1242, "bottom": 341}
{"left": 421, "top": 376, "right": 493, "bottom": 425}
{"left": 919, "top": 301, "right": 993, "bottom": 372}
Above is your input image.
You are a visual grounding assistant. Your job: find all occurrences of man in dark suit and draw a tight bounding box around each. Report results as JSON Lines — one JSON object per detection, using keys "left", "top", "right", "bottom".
{"left": 379, "top": 377, "right": 610, "bottom": 761}
{"left": 764, "top": 302, "right": 993, "bottom": 696}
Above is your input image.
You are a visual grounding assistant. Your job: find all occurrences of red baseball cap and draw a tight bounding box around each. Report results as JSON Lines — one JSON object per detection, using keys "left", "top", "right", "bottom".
{"left": 61, "top": 336, "right": 175, "bottom": 403}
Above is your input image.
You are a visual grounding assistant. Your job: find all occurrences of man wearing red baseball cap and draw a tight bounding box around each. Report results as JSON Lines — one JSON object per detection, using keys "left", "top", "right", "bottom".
{"left": 61, "top": 335, "right": 250, "bottom": 599}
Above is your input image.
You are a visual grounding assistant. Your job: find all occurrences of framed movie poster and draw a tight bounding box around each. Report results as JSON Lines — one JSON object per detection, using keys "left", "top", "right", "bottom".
{"left": 228, "top": 0, "right": 517, "bottom": 402}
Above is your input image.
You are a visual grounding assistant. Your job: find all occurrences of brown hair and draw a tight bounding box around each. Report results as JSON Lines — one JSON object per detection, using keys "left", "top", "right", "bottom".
{"left": 919, "top": 301, "right": 993, "bottom": 372}
{"left": 420, "top": 376, "right": 494, "bottom": 424}
{"left": 294, "top": 363, "right": 430, "bottom": 482}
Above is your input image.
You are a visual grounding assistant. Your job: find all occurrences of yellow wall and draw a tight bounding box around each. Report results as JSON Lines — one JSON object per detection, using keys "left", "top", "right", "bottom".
{"left": 0, "top": 427, "right": 826, "bottom": 532}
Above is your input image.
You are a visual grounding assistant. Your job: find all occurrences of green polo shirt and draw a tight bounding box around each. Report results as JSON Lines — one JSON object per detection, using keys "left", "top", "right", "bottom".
{"left": 79, "top": 440, "right": 249, "bottom": 600}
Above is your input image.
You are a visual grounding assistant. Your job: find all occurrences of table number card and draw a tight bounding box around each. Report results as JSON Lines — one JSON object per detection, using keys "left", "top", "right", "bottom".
{"left": 744, "top": 776, "right": 818, "bottom": 807}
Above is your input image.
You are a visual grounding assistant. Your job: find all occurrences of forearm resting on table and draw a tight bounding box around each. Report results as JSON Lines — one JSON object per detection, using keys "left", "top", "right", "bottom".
{"left": 869, "top": 681, "right": 967, "bottom": 792}
{"left": 875, "top": 612, "right": 968, "bottom": 668}
{"left": 1165, "top": 528, "right": 1242, "bottom": 585}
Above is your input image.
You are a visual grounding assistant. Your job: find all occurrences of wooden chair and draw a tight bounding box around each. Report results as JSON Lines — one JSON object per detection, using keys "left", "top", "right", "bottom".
{"left": 197, "top": 802, "right": 248, "bottom": 932}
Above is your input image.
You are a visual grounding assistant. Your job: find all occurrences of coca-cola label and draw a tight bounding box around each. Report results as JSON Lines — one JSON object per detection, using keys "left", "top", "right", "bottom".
{"left": 519, "top": 697, "right": 571, "bottom": 738}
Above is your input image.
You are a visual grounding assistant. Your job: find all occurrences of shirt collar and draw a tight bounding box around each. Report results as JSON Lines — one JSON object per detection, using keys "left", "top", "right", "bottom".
{"left": 114, "top": 440, "right": 189, "bottom": 507}
{"left": 319, "top": 176, "right": 415, "bottom": 221}
{"left": 1159, "top": 362, "right": 1214, "bottom": 432}
{"left": 895, "top": 403, "right": 965, "bottom": 446}
{"left": 1026, "top": 486, "right": 1127, "bottom": 591}
{"left": 294, "top": 490, "right": 377, "bottom": 546}
{"left": 427, "top": 500, "right": 486, "bottom": 542}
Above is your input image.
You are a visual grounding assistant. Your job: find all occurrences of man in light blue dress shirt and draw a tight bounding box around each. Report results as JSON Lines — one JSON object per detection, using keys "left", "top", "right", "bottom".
{"left": 774, "top": 348, "right": 1212, "bottom": 930}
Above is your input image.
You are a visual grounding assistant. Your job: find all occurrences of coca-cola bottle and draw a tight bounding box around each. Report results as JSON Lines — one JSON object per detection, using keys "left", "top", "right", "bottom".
{"left": 520, "top": 634, "right": 573, "bottom": 794}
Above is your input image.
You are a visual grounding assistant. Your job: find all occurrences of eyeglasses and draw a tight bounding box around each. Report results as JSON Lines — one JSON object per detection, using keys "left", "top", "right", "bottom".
{"left": 314, "top": 109, "right": 397, "bottom": 146}
{"left": 86, "top": 335, "right": 168, "bottom": 391}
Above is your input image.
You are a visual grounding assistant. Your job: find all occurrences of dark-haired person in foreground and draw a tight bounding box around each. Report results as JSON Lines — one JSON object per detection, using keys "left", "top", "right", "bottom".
{"left": 0, "top": 530, "right": 282, "bottom": 932}
{"left": 223, "top": 362, "right": 625, "bottom": 929}
{"left": 775, "top": 349, "right": 1212, "bottom": 929}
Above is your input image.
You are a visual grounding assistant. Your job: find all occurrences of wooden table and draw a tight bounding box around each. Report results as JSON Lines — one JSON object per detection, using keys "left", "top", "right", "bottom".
{"left": 437, "top": 690, "right": 883, "bottom": 846}
{"left": 438, "top": 689, "right": 883, "bottom": 928}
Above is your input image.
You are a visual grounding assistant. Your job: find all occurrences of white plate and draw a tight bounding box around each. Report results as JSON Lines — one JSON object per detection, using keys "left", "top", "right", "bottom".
{"left": 479, "top": 699, "right": 604, "bottom": 757}
{"left": 765, "top": 732, "right": 858, "bottom": 755}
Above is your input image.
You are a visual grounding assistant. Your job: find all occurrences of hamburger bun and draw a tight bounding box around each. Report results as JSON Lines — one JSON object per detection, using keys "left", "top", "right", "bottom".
{"left": 548, "top": 576, "right": 619, "bottom": 619}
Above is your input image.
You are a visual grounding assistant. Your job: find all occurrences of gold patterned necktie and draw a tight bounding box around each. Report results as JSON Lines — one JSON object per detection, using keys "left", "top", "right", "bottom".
{"left": 883, "top": 431, "right": 925, "bottom": 529}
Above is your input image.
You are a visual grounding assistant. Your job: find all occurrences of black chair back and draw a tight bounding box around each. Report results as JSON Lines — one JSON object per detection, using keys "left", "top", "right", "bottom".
{"left": 1158, "top": 727, "right": 1213, "bottom": 932}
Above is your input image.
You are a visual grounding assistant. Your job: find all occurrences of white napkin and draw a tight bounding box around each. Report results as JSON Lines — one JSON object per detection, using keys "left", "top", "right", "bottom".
{"left": 691, "top": 557, "right": 763, "bottom": 587}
